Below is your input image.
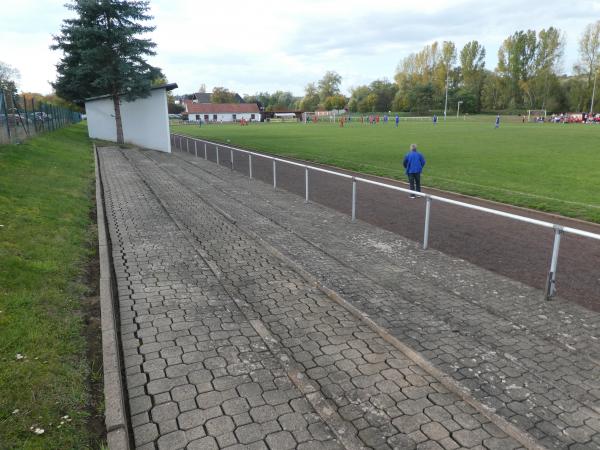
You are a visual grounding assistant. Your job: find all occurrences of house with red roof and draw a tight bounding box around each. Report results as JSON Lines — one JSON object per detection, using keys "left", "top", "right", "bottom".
{"left": 183, "top": 101, "right": 261, "bottom": 123}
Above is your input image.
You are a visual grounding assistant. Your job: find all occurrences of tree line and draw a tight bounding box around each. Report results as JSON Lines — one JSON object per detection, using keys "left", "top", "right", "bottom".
{"left": 231, "top": 21, "right": 600, "bottom": 115}
{"left": 347, "top": 22, "right": 599, "bottom": 114}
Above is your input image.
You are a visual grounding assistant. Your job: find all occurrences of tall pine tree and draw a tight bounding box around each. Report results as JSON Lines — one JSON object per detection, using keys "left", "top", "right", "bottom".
{"left": 52, "top": 0, "right": 161, "bottom": 143}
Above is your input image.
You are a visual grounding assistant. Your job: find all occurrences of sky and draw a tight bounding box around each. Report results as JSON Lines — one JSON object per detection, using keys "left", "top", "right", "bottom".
{"left": 1, "top": 0, "right": 599, "bottom": 97}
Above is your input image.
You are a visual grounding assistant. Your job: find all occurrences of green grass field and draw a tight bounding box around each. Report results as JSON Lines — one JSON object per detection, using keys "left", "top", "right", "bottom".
{"left": 173, "top": 119, "right": 600, "bottom": 223}
{"left": 0, "top": 124, "right": 102, "bottom": 449}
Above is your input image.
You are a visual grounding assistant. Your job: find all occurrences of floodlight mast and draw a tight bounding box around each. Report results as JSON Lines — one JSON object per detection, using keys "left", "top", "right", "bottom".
{"left": 444, "top": 70, "right": 449, "bottom": 121}
{"left": 590, "top": 70, "right": 598, "bottom": 115}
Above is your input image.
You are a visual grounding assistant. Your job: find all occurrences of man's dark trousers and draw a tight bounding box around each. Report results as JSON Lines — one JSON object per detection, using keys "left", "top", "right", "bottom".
{"left": 408, "top": 172, "right": 421, "bottom": 193}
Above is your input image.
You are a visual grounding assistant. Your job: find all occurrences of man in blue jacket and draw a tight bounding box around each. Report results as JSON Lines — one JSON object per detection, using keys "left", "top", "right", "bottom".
{"left": 403, "top": 144, "right": 426, "bottom": 198}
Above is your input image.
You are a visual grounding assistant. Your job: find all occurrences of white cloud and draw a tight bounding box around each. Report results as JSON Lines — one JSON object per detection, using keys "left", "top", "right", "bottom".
{"left": 0, "top": 0, "right": 598, "bottom": 96}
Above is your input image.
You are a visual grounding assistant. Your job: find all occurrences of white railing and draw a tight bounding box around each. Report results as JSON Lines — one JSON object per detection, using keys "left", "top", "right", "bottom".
{"left": 170, "top": 133, "right": 600, "bottom": 300}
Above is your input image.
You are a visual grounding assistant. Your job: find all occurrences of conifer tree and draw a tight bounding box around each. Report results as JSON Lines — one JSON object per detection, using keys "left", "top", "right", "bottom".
{"left": 52, "top": 0, "right": 161, "bottom": 143}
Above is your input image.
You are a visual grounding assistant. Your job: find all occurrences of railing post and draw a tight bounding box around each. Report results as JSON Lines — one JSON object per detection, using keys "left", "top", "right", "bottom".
{"left": 305, "top": 167, "right": 309, "bottom": 203}
{"left": 216, "top": 146, "right": 219, "bottom": 165}
{"left": 351, "top": 177, "right": 357, "bottom": 221}
{"left": 194, "top": 140, "right": 198, "bottom": 157}
{"left": 423, "top": 196, "right": 432, "bottom": 249}
{"left": 230, "top": 149, "right": 234, "bottom": 170}
{"left": 204, "top": 142, "right": 207, "bottom": 159}
{"left": 545, "top": 225, "right": 563, "bottom": 300}
{"left": 273, "top": 160, "right": 277, "bottom": 188}
{"left": 186, "top": 137, "right": 189, "bottom": 153}
{"left": 249, "top": 154, "right": 253, "bottom": 179}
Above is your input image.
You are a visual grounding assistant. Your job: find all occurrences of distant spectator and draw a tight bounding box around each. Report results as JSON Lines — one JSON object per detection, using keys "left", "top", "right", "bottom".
{"left": 433, "top": 114, "right": 437, "bottom": 125}
{"left": 495, "top": 114, "right": 500, "bottom": 128}
{"left": 395, "top": 114, "right": 399, "bottom": 127}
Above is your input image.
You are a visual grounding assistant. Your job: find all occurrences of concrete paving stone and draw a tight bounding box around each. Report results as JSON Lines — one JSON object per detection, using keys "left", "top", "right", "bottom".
{"left": 177, "top": 406, "right": 222, "bottom": 430}
{"left": 234, "top": 422, "right": 265, "bottom": 444}
{"left": 265, "top": 430, "right": 297, "bottom": 450}
{"left": 134, "top": 422, "right": 159, "bottom": 446}
{"left": 187, "top": 436, "right": 218, "bottom": 450}
{"left": 452, "top": 428, "right": 492, "bottom": 448}
{"left": 129, "top": 394, "right": 153, "bottom": 415}
{"left": 417, "top": 441, "right": 444, "bottom": 450}
{"left": 205, "top": 415, "right": 235, "bottom": 436}
{"left": 422, "top": 421, "right": 450, "bottom": 440}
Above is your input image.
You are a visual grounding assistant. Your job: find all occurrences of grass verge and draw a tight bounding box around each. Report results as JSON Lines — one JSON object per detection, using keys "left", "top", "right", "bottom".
{"left": 0, "top": 124, "right": 105, "bottom": 449}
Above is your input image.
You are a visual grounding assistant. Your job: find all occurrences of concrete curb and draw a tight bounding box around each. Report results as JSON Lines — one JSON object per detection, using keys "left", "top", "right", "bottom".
{"left": 95, "top": 144, "right": 131, "bottom": 450}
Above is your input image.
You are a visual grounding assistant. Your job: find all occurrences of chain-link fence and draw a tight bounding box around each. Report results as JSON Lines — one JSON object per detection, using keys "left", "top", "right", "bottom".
{"left": 0, "top": 89, "right": 82, "bottom": 144}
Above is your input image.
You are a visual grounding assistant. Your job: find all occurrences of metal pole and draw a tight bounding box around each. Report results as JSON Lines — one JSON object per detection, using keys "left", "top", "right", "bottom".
{"left": 204, "top": 142, "right": 207, "bottom": 159}
{"left": 444, "top": 69, "right": 449, "bottom": 121}
{"left": 249, "top": 154, "right": 253, "bottom": 179}
{"left": 590, "top": 70, "right": 597, "bottom": 116}
{"left": 351, "top": 178, "right": 357, "bottom": 221}
{"left": 186, "top": 137, "right": 189, "bottom": 153}
{"left": 22, "top": 95, "right": 30, "bottom": 135}
{"left": 273, "top": 160, "right": 277, "bottom": 188}
{"left": 423, "top": 196, "right": 432, "bottom": 249}
{"left": 305, "top": 167, "right": 309, "bottom": 203}
{"left": 1, "top": 91, "right": 11, "bottom": 141}
{"left": 31, "top": 98, "right": 36, "bottom": 133}
{"left": 194, "top": 140, "right": 198, "bottom": 157}
{"left": 40, "top": 101, "right": 45, "bottom": 133}
{"left": 545, "top": 226, "right": 563, "bottom": 299}
{"left": 216, "top": 146, "right": 219, "bottom": 165}
{"left": 230, "top": 149, "right": 234, "bottom": 170}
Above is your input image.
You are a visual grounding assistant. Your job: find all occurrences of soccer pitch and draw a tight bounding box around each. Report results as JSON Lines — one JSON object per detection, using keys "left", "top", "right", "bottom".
{"left": 172, "top": 119, "right": 600, "bottom": 223}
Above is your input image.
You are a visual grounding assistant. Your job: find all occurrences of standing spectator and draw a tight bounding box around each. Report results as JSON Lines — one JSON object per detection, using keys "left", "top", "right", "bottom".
{"left": 433, "top": 114, "right": 437, "bottom": 125}
{"left": 495, "top": 114, "right": 500, "bottom": 128}
{"left": 403, "top": 144, "right": 426, "bottom": 198}
{"left": 395, "top": 114, "right": 400, "bottom": 127}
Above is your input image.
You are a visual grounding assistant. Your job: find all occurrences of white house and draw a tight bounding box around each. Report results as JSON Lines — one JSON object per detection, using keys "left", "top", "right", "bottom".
{"left": 184, "top": 101, "right": 261, "bottom": 123}
{"left": 85, "top": 83, "right": 177, "bottom": 153}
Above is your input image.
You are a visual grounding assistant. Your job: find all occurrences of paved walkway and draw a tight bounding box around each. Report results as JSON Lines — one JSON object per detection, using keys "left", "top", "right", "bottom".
{"left": 98, "top": 146, "right": 600, "bottom": 449}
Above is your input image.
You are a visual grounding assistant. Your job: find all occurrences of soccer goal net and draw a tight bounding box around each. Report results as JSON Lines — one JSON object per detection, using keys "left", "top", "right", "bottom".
{"left": 527, "top": 110, "right": 547, "bottom": 122}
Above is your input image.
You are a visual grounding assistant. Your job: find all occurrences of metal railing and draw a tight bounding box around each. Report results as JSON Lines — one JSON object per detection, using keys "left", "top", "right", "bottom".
{"left": 170, "top": 133, "right": 600, "bottom": 300}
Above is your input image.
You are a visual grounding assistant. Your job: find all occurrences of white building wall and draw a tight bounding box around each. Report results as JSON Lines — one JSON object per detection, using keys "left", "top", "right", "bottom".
{"left": 188, "top": 112, "right": 260, "bottom": 122}
{"left": 85, "top": 88, "right": 171, "bottom": 153}
{"left": 86, "top": 97, "right": 117, "bottom": 142}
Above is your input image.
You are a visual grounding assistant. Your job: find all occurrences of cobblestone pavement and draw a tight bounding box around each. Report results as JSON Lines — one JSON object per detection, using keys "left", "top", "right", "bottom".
{"left": 150, "top": 144, "right": 600, "bottom": 450}
{"left": 98, "top": 146, "right": 532, "bottom": 450}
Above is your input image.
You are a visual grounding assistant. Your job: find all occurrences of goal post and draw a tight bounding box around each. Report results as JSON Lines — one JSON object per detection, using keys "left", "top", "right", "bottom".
{"left": 527, "top": 110, "right": 547, "bottom": 122}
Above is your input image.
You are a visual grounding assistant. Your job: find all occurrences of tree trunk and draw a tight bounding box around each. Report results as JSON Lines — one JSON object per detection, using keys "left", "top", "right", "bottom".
{"left": 112, "top": 94, "right": 124, "bottom": 144}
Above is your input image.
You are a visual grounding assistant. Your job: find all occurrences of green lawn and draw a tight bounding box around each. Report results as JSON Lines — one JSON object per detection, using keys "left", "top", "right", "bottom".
{"left": 0, "top": 124, "right": 101, "bottom": 449}
{"left": 173, "top": 119, "right": 600, "bottom": 223}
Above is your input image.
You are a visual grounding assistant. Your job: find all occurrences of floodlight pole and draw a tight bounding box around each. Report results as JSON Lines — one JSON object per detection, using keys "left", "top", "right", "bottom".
{"left": 443, "top": 69, "right": 449, "bottom": 121}
{"left": 457, "top": 101, "right": 463, "bottom": 119}
{"left": 590, "top": 70, "right": 598, "bottom": 116}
